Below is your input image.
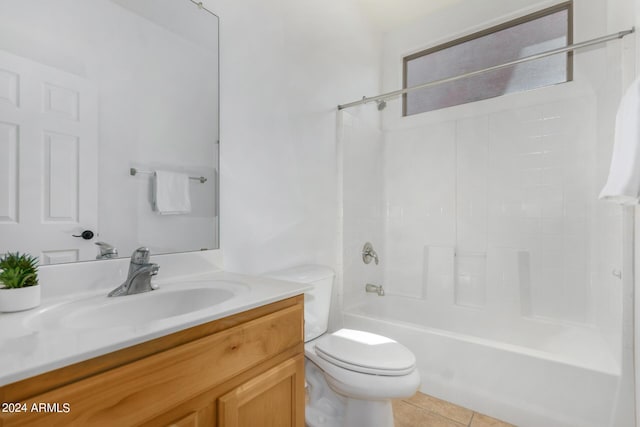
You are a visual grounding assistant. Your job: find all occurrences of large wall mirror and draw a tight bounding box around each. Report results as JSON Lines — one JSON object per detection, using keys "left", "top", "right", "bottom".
{"left": 0, "top": 0, "right": 219, "bottom": 264}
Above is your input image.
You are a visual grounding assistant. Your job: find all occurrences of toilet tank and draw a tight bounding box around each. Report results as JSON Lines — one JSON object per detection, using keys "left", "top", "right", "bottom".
{"left": 265, "top": 265, "right": 334, "bottom": 342}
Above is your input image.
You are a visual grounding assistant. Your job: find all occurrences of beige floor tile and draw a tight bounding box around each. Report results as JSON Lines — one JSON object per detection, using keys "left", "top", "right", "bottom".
{"left": 404, "top": 393, "right": 474, "bottom": 425}
{"left": 469, "top": 412, "right": 516, "bottom": 427}
{"left": 393, "top": 400, "right": 466, "bottom": 427}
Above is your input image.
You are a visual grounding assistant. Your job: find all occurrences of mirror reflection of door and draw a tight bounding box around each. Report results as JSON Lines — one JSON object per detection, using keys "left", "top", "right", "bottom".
{"left": 0, "top": 50, "right": 98, "bottom": 264}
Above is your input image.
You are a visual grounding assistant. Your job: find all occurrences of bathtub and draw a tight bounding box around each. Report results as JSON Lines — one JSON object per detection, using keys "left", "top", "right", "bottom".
{"left": 342, "top": 295, "right": 620, "bottom": 427}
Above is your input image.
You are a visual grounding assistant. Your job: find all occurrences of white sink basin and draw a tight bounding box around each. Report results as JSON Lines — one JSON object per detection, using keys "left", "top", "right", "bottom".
{"left": 24, "top": 280, "right": 249, "bottom": 331}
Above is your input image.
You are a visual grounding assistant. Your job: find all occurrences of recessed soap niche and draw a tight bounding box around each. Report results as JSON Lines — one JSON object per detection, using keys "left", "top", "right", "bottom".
{"left": 403, "top": 246, "right": 533, "bottom": 315}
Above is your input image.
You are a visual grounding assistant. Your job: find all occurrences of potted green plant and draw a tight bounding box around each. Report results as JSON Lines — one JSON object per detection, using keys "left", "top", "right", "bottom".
{"left": 0, "top": 252, "right": 40, "bottom": 312}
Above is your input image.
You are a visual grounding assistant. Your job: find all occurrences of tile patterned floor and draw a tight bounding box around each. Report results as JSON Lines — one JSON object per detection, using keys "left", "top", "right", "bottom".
{"left": 393, "top": 392, "right": 516, "bottom": 427}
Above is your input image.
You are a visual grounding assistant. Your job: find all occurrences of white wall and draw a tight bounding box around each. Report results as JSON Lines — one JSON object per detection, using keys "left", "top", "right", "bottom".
{"left": 200, "top": 0, "right": 380, "bottom": 279}
{"left": 195, "top": 0, "right": 380, "bottom": 331}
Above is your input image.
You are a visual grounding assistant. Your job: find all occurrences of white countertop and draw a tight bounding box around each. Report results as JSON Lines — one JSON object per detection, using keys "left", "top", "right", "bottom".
{"left": 0, "top": 269, "right": 310, "bottom": 386}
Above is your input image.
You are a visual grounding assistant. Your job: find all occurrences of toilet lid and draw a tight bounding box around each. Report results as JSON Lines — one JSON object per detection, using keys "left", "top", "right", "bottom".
{"left": 313, "top": 329, "right": 416, "bottom": 376}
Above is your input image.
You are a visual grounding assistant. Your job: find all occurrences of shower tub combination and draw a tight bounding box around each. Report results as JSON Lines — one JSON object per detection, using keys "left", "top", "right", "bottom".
{"left": 337, "top": 13, "right": 632, "bottom": 426}
{"left": 343, "top": 295, "right": 619, "bottom": 427}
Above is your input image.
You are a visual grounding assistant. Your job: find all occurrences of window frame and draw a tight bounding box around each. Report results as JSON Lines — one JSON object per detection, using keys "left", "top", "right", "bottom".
{"left": 402, "top": 1, "right": 573, "bottom": 116}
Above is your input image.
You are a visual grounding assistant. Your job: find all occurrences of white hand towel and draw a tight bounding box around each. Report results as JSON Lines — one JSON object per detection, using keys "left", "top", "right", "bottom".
{"left": 599, "top": 76, "right": 640, "bottom": 204}
{"left": 153, "top": 170, "right": 191, "bottom": 215}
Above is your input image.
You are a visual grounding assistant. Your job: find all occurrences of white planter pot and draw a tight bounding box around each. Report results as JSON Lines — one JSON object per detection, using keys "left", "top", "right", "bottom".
{"left": 0, "top": 285, "right": 41, "bottom": 312}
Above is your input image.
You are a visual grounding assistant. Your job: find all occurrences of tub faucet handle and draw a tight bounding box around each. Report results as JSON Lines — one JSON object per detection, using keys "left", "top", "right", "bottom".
{"left": 362, "top": 242, "right": 379, "bottom": 265}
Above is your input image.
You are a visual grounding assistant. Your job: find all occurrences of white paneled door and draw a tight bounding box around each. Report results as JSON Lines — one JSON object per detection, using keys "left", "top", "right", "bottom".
{"left": 0, "top": 50, "right": 98, "bottom": 264}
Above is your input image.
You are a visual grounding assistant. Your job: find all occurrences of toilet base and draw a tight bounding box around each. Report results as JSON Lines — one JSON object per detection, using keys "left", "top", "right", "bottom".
{"left": 305, "top": 359, "right": 395, "bottom": 427}
{"left": 343, "top": 398, "right": 394, "bottom": 427}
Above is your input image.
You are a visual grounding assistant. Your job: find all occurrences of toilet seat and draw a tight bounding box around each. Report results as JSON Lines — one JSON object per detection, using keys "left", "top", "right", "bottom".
{"left": 313, "top": 329, "right": 416, "bottom": 376}
{"left": 305, "top": 340, "right": 421, "bottom": 401}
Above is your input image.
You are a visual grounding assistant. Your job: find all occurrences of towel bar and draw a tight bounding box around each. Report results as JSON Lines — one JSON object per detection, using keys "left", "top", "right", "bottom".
{"left": 130, "top": 168, "right": 207, "bottom": 183}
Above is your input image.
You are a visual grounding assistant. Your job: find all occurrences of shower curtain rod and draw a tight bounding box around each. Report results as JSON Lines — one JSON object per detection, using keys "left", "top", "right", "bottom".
{"left": 337, "top": 27, "right": 635, "bottom": 111}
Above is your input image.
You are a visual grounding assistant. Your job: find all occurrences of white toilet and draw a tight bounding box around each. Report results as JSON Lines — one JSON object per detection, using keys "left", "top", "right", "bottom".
{"left": 267, "top": 265, "right": 420, "bottom": 427}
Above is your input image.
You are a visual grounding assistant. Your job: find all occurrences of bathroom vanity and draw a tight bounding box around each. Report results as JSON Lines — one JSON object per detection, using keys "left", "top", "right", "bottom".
{"left": 0, "top": 254, "right": 309, "bottom": 427}
{"left": 0, "top": 297, "right": 304, "bottom": 426}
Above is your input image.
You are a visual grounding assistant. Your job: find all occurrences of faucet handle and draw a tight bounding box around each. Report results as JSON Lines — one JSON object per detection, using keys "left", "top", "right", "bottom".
{"left": 149, "top": 264, "right": 160, "bottom": 290}
{"left": 95, "top": 241, "right": 118, "bottom": 259}
{"left": 130, "top": 247, "right": 150, "bottom": 264}
{"left": 149, "top": 263, "right": 160, "bottom": 275}
{"left": 362, "top": 242, "right": 379, "bottom": 265}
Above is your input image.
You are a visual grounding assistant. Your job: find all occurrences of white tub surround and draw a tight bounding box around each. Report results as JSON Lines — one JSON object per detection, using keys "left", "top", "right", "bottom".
{"left": 0, "top": 250, "right": 310, "bottom": 386}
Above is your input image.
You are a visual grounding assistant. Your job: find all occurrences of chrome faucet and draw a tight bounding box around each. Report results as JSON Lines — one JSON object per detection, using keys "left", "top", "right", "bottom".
{"left": 365, "top": 283, "right": 385, "bottom": 296}
{"left": 95, "top": 241, "right": 118, "bottom": 260}
{"left": 108, "top": 247, "right": 159, "bottom": 297}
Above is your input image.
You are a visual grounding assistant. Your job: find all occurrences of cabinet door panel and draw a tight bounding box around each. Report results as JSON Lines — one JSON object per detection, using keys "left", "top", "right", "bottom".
{"left": 218, "top": 355, "right": 304, "bottom": 427}
{"left": 167, "top": 411, "right": 198, "bottom": 427}
{"left": 165, "top": 402, "right": 214, "bottom": 427}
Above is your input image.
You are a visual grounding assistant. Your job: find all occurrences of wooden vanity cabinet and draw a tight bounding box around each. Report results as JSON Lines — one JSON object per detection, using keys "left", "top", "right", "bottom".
{"left": 0, "top": 295, "right": 305, "bottom": 427}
